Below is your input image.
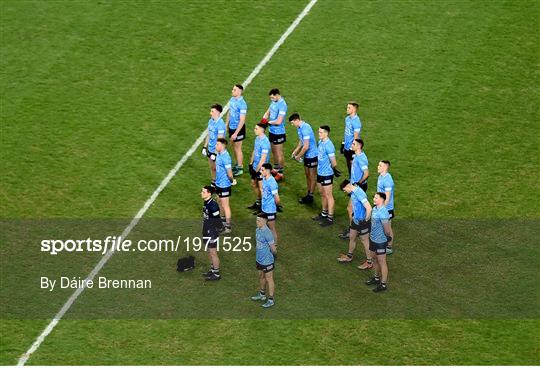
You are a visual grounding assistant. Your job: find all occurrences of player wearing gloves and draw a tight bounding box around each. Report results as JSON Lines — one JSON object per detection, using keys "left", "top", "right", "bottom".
{"left": 202, "top": 104, "right": 226, "bottom": 185}
{"left": 312, "top": 125, "right": 341, "bottom": 227}
{"left": 289, "top": 113, "right": 318, "bottom": 204}
{"left": 226, "top": 84, "right": 247, "bottom": 177}
{"left": 337, "top": 180, "right": 373, "bottom": 269}
{"left": 214, "top": 138, "right": 236, "bottom": 234}
{"left": 340, "top": 101, "right": 362, "bottom": 175}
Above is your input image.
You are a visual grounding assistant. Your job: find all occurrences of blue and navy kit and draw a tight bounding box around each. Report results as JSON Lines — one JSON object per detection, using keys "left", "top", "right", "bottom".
{"left": 215, "top": 150, "right": 232, "bottom": 188}
{"left": 317, "top": 138, "right": 336, "bottom": 176}
{"left": 297, "top": 121, "right": 318, "bottom": 159}
{"left": 377, "top": 173, "right": 395, "bottom": 210}
{"left": 351, "top": 186, "right": 369, "bottom": 222}
{"left": 256, "top": 226, "right": 275, "bottom": 265}
{"left": 268, "top": 97, "right": 287, "bottom": 135}
{"left": 252, "top": 135, "right": 271, "bottom": 169}
{"left": 262, "top": 176, "right": 279, "bottom": 213}
{"left": 350, "top": 151, "right": 369, "bottom": 185}
{"left": 207, "top": 117, "right": 226, "bottom": 152}
{"left": 343, "top": 114, "right": 362, "bottom": 150}
{"left": 370, "top": 205, "right": 390, "bottom": 243}
{"left": 228, "top": 96, "right": 247, "bottom": 130}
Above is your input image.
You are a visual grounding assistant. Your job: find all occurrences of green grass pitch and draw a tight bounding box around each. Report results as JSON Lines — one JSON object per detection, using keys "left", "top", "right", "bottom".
{"left": 1, "top": 0, "right": 539, "bottom": 365}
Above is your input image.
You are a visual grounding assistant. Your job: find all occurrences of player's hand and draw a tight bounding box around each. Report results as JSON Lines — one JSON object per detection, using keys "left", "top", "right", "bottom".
{"left": 209, "top": 153, "right": 216, "bottom": 161}
{"left": 231, "top": 133, "right": 237, "bottom": 140}
{"left": 202, "top": 146, "right": 208, "bottom": 156}
{"left": 231, "top": 179, "right": 237, "bottom": 186}
{"left": 277, "top": 204, "right": 283, "bottom": 212}
{"left": 260, "top": 117, "right": 269, "bottom": 125}
{"left": 340, "top": 143, "right": 345, "bottom": 154}
{"left": 333, "top": 167, "right": 342, "bottom": 177}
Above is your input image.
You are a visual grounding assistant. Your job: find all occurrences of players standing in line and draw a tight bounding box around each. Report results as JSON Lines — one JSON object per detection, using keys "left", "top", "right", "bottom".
{"left": 200, "top": 185, "right": 222, "bottom": 281}
{"left": 202, "top": 104, "right": 226, "bottom": 185}
{"left": 364, "top": 192, "right": 392, "bottom": 292}
{"left": 226, "top": 84, "right": 247, "bottom": 177}
{"left": 339, "top": 138, "right": 369, "bottom": 240}
{"left": 289, "top": 113, "right": 318, "bottom": 205}
{"left": 262, "top": 88, "right": 287, "bottom": 178}
{"left": 337, "top": 180, "right": 372, "bottom": 265}
{"left": 250, "top": 214, "right": 277, "bottom": 308}
{"left": 259, "top": 163, "right": 280, "bottom": 246}
{"left": 214, "top": 138, "right": 235, "bottom": 234}
{"left": 247, "top": 123, "right": 271, "bottom": 212}
{"left": 340, "top": 101, "right": 362, "bottom": 176}
{"left": 377, "top": 160, "right": 395, "bottom": 254}
{"left": 312, "top": 125, "right": 341, "bottom": 227}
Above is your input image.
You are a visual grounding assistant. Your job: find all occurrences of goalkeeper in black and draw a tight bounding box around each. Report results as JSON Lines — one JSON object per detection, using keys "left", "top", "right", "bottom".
{"left": 201, "top": 185, "right": 222, "bottom": 281}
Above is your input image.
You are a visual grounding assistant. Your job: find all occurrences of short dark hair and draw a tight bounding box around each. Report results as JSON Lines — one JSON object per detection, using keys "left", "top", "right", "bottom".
{"left": 262, "top": 163, "right": 272, "bottom": 171}
{"left": 203, "top": 185, "right": 215, "bottom": 195}
{"left": 376, "top": 192, "right": 387, "bottom": 200}
{"left": 348, "top": 101, "right": 359, "bottom": 109}
{"left": 340, "top": 179, "right": 351, "bottom": 190}
{"left": 381, "top": 160, "right": 391, "bottom": 167}
{"left": 320, "top": 125, "right": 330, "bottom": 133}
{"left": 235, "top": 84, "right": 244, "bottom": 90}
{"left": 211, "top": 103, "right": 223, "bottom": 113}
{"left": 217, "top": 138, "right": 228, "bottom": 145}
{"left": 354, "top": 138, "right": 364, "bottom": 149}
{"left": 268, "top": 88, "right": 280, "bottom": 96}
{"left": 256, "top": 123, "right": 267, "bottom": 130}
{"left": 288, "top": 112, "right": 300, "bottom": 122}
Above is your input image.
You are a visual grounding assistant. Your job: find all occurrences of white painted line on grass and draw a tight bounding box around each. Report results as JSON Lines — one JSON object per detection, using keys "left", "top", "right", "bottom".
{"left": 17, "top": 0, "right": 318, "bottom": 365}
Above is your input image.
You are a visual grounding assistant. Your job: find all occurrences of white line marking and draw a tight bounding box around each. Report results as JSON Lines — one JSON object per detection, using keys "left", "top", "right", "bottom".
{"left": 17, "top": 0, "right": 318, "bottom": 365}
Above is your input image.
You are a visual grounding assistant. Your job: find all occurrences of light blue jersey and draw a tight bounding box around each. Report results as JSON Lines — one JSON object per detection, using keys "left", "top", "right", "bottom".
{"left": 268, "top": 97, "right": 287, "bottom": 135}
{"left": 215, "top": 150, "right": 232, "bottom": 188}
{"left": 317, "top": 138, "right": 336, "bottom": 176}
{"left": 370, "top": 205, "right": 390, "bottom": 243}
{"left": 377, "top": 173, "right": 395, "bottom": 210}
{"left": 297, "top": 121, "right": 318, "bottom": 159}
{"left": 351, "top": 186, "right": 369, "bottom": 221}
{"left": 262, "top": 176, "right": 279, "bottom": 213}
{"left": 256, "top": 226, "right": 275, "bottom": 265}
{"left": 252, "top": 135, "right": 271, "bottom": 169}
{"left": 350, "top": 151, "right": 368, "bottom": 184}
{"left": 228, "top": 96, "right": 247, "bottom": 130}
{"left": 344, "top": 114, "right": 362, "bottom": 150}
{"left": 207, "top": 117, "right": 226, "bottom": 153}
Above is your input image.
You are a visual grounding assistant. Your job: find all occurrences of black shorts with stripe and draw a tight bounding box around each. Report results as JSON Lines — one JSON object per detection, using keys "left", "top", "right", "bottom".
{"left": 215, "top": 186, "right": 232, "bottom": 198}
{"left": 304, "top": 156, "right": 318, "bottom": 168}
{"left": 369, "top": 239, "right": 388, "bottom": 255}
{"left": 228, "top": 125, "right": 246, "bottom": 142}
{"left": 269, "top": 132, "right": 286, "bottom": 145}
{"left": 344, "top": 148, "right": 354, "bottom": 161}
{"left": 317, "top": 174, "right": 333, "bottom": 186}
{"left": 249, "top": 165, "right": 262, "bottom": 181}
{"left": 256, "top": 261, "right": 275, "bottom": 273}
{"left": 350, "top": 218, "right": 370, "bottom": 235}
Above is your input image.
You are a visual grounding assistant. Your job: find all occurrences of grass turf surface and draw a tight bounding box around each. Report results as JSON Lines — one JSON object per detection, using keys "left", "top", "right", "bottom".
{"left": 1, "top": 0, "right": 539, "bottom": 365}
